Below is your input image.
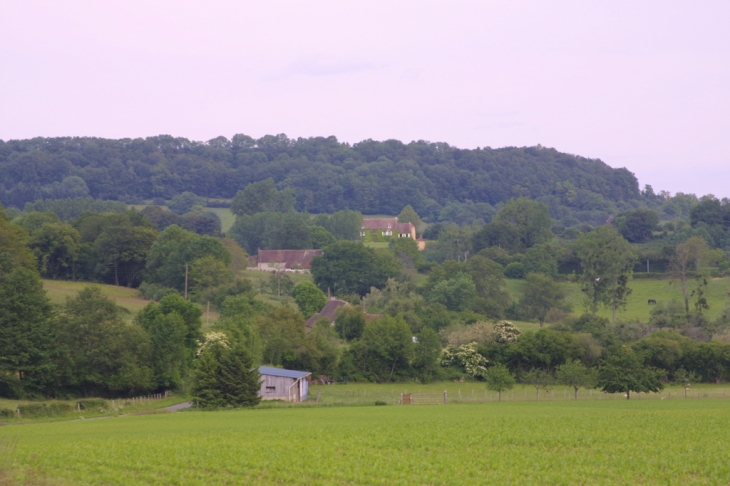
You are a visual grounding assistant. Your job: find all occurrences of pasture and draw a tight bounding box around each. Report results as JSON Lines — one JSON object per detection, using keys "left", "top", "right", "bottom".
{"left": 42, "top": 280, "right": 220, "bottom": 325}
{"left": 506, "top": 277, "right": 730, "bottom": 325}
{"left": 2, "top": 398, "right": 729, "bottom": 484}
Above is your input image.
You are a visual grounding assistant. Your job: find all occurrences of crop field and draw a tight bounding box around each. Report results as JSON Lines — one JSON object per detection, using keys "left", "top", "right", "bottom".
{"left": 2, "top": 399, "right": 730, "bottom": 484}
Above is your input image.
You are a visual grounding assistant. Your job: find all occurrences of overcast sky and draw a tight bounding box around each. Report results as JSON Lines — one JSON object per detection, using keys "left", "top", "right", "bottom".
{"left": 1, "top": 1, "right": 728, "bottom": 198}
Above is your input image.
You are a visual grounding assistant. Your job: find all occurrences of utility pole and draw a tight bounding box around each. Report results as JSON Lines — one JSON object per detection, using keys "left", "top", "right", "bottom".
{"left": 184, "top": 263, "right": 189, "bottom": 300}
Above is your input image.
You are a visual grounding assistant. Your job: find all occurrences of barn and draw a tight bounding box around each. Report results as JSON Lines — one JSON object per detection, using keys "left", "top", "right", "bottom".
{"left": 258, "top": 366, "right": 311, "bottom": 402}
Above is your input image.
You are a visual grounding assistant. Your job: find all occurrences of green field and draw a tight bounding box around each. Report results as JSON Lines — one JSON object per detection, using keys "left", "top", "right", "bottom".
{"left": 3, "top": 398, "right": 730, "bottom": 484}
{"left": 42, "top": 280, "right": 220, "bottom": 325}
{"left": 506, "top": 277, "right": 730, "bottom": 325}
{"left": 206, "top": 207, "right": 236, "bottom": 233}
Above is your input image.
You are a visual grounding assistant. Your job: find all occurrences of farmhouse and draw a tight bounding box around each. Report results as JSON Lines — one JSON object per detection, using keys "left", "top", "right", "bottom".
{"left": 252, "top": 249, "right": 323, "bottom": 273}
{"left": 360, "top": 217, "right": 416, "bottom": 241}
{"left": 304, "top": 297, "right": 382, "bottom": 332}
{"left": 258, "top": 366, "right": 311, "bottom": 402}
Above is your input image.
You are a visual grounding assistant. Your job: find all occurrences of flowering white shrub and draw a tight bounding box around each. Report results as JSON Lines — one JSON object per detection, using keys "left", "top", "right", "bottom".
{"left": 197, "top": 332, "right": 230, "bottom": 356}
{"left": 441, "top": 342, "right": 489, "bottom": 378}
{"left": 494, "top": 320, "right": 521, "bottom": 344}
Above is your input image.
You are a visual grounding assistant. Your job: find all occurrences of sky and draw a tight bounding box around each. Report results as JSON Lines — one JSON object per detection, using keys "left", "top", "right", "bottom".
{"left": 1, "top": 1, "right": 729, "bottom": 198}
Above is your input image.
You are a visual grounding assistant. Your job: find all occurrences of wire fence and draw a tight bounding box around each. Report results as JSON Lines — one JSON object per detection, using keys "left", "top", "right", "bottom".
{"left": 310, "top": 385, "right": 730, "bottom": 405}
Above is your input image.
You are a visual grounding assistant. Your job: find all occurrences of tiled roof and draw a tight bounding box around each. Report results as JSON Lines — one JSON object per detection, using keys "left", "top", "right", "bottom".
{"left": 305, "top": 298, "right": 348, "bottom": 328}
{"left": 257, "top": 249, "right": 323, "bottom": 269}
{"left": 361, "top": 218, "right": 415, "bottom": 233}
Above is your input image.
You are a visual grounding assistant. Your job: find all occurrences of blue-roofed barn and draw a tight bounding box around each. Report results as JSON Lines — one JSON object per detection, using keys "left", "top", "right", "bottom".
{"left": 258, "top": 366, "right": 311, "bottom": 402}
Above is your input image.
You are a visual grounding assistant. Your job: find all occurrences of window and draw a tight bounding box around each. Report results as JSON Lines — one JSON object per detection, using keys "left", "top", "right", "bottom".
{"left": 266, "top": 386, "right": 276, "bottom": 394}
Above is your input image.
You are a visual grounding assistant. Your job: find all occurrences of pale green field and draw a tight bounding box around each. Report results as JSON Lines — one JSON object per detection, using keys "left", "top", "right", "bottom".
{"left": 506, "top": 277, "right": 730, "bottom": 324}
{"left": 3, "top": 399, "right": 730, "bottom": 484}
{"left": 42, "top": 280, "right": 220, "bottom": 325}
{"left": 207, "top": 207, "right": 236, "bottom": 233}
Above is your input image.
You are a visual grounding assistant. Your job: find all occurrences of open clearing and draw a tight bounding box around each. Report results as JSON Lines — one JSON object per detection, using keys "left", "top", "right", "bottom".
{"left": 2, "top": 399, "right": 729, "bottom": 484}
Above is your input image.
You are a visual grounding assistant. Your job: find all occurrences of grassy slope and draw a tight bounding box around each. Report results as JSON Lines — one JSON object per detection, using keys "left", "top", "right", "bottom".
{"left": 3, "top": 398, "right": 730, "bottom": 484}
{"left": 42, "top": 280, "right": 220, "bottom": 325}
{"left": 506, "top": 277, "right": 729, "bottom": 325}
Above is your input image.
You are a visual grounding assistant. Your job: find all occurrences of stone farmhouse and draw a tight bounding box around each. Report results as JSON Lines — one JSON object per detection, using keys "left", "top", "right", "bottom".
{"left": 249, "top": 249, "right": 322, "bottom": 273}
{"left": 360, "top": 217, "right": 416, "bottom": 242}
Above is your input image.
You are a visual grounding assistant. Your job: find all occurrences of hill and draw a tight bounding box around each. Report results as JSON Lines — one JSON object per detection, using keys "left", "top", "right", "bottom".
{"left": 0, "top": 135, "right": 640, "bottom": 224}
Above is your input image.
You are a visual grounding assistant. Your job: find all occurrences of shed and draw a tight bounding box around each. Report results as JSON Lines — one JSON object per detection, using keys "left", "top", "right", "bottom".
{"left": 258, "top": 366, "right": 311, "bottom": 402}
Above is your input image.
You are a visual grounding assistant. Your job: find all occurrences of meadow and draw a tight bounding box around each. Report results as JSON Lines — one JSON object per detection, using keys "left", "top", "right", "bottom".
{"left": 2, "top": 398, "right": 730, "bottom": 484}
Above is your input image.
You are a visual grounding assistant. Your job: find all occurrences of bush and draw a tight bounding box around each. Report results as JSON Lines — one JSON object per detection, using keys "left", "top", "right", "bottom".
{"left": 504, "top": 262, "right": 525, "bottom": 279}
{"left": 17, "top": 403, "right": 73, "bottom": 417}
{"left": 0, "top": 408, "right": 15, "bottom": 419}
{"left": 77, "top": 399, "right": 108, "bottom": 411}
{"left": 374, "top": 401, "right": 387, "bottom": 406}
{"left": 139, "top": 282, "right": 180, "bottom": 301}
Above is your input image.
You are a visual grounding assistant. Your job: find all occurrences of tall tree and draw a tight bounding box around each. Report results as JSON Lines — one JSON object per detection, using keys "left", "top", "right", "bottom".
{"left": 291, "top": 281, "right": 327, "bottom": 319}
{"left": 0, "top": 267, "right": 55, "bottom": 397}
{"left": 574, "top": 225, "right": 636, "bottom": 323}
{"left": 556, "top": 359, "right": 598, "bottom": 400}
{"left": 485, "top": 364, "right": 516, "bottom": 402}
{"left": 519, "top": 273, "right": 566, "bottom": 327}
{"left": 230, "top": 178, "right": 294, "bottom": 216}
{"left": 598, "top": 347, "right": 663, "bottom": 399}
{"left": 29, "top": 223, "right": 81, "bottom": 280}
{"left": 670, "top": 236, "right": 710, "bottom": 314}
{"left": 493, "top": 197, "right": 553, "bottom": 251}
{"left": 311, "top": 241, "right": 400, "bottom": 297}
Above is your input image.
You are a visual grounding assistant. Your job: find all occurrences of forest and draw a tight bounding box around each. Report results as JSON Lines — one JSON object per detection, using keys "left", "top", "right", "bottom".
{"left": 0, "top": 134, "right": 642, "bottom": 226}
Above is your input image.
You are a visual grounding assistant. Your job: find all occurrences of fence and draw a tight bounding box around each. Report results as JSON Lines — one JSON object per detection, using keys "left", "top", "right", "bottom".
{"left": 109, "top": 391, "right": 169, "bottom": 410}
{"left": 310, "top": 385, "right": 730, "bottom": 406}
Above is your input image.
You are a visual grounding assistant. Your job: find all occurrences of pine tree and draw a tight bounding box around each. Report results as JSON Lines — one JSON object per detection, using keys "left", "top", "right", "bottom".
{"left": 219, "top": 345, "right": 261, "bottom": 408}
{"left": 191, "top": 350, "right": 224, "bottom": 408}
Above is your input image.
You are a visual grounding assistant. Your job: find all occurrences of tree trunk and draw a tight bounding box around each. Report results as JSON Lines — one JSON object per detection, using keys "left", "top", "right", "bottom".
{"left": 498, "top": 391, "right": 501, "bottom": 402}
{"left": 114, "top": 262, "right": 119, "bottom": 286}
{"left": 539, "top": 317, "right": 544, "bottom": 328}
{"left": 626, "top": 389, "right": 631, "bottom": 400}
{"left": 575, "top": 387, "right": 579, "bottom": 400}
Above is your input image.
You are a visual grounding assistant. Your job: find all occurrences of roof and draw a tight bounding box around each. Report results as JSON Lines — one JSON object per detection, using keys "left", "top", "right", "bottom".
{"left": 258, "top": 366, "right": 311, "bottom": 379}
{"left": 361, "top": 218, "right": 415, "bottom": 233}
{"left": 305, "top": 298, "right": 348, "bottom": 328}
{"left": 257, "top": 249, "right": 323, "bottom": 269}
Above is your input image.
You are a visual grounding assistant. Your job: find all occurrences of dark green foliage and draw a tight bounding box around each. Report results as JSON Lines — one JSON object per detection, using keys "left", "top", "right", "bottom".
{"left": 0, "top": 136, "right": 641, "bottom": 225}
{"left": 504, "top": 262, "right": 525, "bottom": 279}
{"left": 168, "top": 192, "right": 206, "bottom": 215}
{"left": 0, "top": 267, "right": 55, "bottom": 398}
{"left": 335, "top": 305, "right": 366, "bottom": 341}
{"left": 343, "top": 316, "right": 414, "bottom": 382}
{"left": 428, "top": 274, "right": 477, "bottom": 312}
{"left": 228, "top": 212, "right": 312, "bottom": 254}
{"left": 523, "top": 244, "right": 559, "bottom": 278}
{"left": 311, "top": 241, "right": 400, "bottom": 297}
{"left": 493, "top": 198, "right": 553, "bottom": 251}
{"left": 309, "top": 225, "right": 337, "bottom": 249}
{"left": 29, "top": 223, "right": 81, "bottom": 279}
{"left": 311, "top": 211, "right": 363, "bottom": 241}
{"left": 55, "top": 287, "right": 153, "bottom": 396}
{"left": 291, "top": 281, "right": 327, "bottom": 319}
{"left": 412, "top": 328, "right": 443, "bottom": 383}
{"left": 519, "top": 273, "right": 567, "bottom": 327}
{"left": 22, "top": 198, "right": 126, "bottom": 220}
{"left": 598, "top": 347, "right": 664, "bottom": 399}
{"left": 145, "top": 225, "right": 230, "bottom": 291}
{"left": 616, "top": 209, "right": 659, "bottom": 243}
{"left": 231, "top": 179, "right": 295, "bottom": 216}
{"left": 136, "top": 305, "right": 188, "bottom": 390}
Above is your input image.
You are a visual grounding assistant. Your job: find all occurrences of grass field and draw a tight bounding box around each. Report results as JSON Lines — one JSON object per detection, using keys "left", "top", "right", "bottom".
{"left": 506, "top": 277, "right": 730, "bottom": 325}
{"left": 42, "top": 280, "right": 220, "bottom": 325}
{"left": 206, "top": 207, "right": 236, "bottom": 233}
{"left": 2, "top": 397, "right": 730, "bottom": 484}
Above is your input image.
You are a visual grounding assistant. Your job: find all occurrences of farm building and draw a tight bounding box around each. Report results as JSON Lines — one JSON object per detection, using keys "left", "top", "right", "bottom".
{"left": 258, "top": 366, "right": 311, "bottom": 402}
{"left": 251, "top": 249, "right": 323, "bottom": 273}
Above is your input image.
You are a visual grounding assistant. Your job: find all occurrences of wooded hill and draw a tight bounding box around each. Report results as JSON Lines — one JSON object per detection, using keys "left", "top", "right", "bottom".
{"left": 0, "top": 135, "right": 640, "bottom": 224}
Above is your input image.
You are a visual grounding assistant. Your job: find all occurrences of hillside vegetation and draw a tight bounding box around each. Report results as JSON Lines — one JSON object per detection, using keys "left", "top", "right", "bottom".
{"left": 0, "top": 135, "right": 640, "bottom": 225}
